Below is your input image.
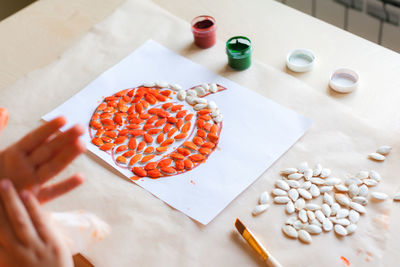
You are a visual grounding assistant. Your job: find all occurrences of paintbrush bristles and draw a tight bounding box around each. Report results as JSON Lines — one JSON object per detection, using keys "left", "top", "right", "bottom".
{"left": 235, "top": 218, "right": 246, "bottom": 235}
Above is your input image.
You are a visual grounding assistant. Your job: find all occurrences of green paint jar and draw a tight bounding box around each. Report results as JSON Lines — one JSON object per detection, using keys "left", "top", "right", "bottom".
{"left": 226, "top": 36, "right": 252, "bottom": 70}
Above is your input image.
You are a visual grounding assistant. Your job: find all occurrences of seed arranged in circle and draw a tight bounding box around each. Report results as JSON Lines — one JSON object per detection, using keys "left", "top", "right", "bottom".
{"left": 89, "top": 82, "right": 225, "bottom": 179}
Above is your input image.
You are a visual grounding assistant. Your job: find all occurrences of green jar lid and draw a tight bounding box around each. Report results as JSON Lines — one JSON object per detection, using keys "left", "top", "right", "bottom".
{"left": 226, "top": 36, "right": 252, "bottom": 70}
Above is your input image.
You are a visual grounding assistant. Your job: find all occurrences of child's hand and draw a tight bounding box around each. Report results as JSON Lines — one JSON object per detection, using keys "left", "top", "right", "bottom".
{"left": 0, "top": 179, "right": 73, "bottom": 267}
{"left": 0, "top": 108, "right": 85, "bottom": 203}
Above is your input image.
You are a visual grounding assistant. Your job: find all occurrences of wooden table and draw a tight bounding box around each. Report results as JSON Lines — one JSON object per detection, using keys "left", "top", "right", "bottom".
{"left": 1, "top": 0, "right": 399, "bottom": 265}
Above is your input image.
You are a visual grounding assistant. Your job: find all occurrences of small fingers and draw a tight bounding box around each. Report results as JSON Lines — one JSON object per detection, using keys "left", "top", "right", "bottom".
{"left": 16, "top": 116, "right": 66, "bottom": 153}
{"left": 28, "top": 124, "right": 84, "bottom": 167}
{"left": 37, "top": 174, "right": 84, "bottom": 204}
{"left": 36, "top": 139, "right": 86, "bottom": 184}
{"left": 20, "top": 190, "right": 53, "bottom": 243}
{"left": 0, "top": 180, "right": 38, "bottom": 246}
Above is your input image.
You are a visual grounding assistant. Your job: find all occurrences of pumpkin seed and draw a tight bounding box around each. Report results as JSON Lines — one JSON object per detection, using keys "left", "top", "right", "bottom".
{"left": 298, "top": 230, "right": 312, "bottom": 243}
{"left": 368, "top": 153, "right": 385, "bottom": 161}
{"left": 259, "top": 191, "right": 270, "bottom": 204}
{"left": 349, "top": 210, "right": 360, "bottom": 223}
{"left": 363, "top": 179, "right": 378, "bottom": 187}
{"left": 334, "top": 224, "right": 348, "bottom": 236}
{"left": 288, "top": 189, "right": 299, "bottom": 201}
{"left": 275, "top": 179, "right": 290, "bottom": 191}
{"left": 331, "top": 203, "right": 341, "bottom": 216}
{"left": 307, "top": 210, "right": 316, "bottom": 222}
{"left": 304, "top": 169, "right": 313, "bottom": 180}
{"left": 376, "top": 145, "right": 392, "bottom": 155}
{"left": 298, "top": 162, "right": 309, "bottom": 173}
{"left": 310, "top": 177, "right": 325, "bottom": 185}
{"left": 345, "top": 177, "right": 363, "bottom": 186}
{"left": 333, "top": 218, "right": 350, "bottom": 226}
{"left": 322, "top": 204, "right": 331, "bottom": 217}
{"left": 336, "top": 208, "right": 349, "bottom": 219}
{"left": 335, "top": 193, "right": 350, "bottom": 206}
{"left": 288, "top": 173, "right": 303, "bottom": 180}
{"left": 286, "top": 201, "right": 295, "bottom": 214}
{"left": 143, "top": 82, "right": 155, "bottom": 87}
{"left": 209, "top": 83, "right": 218, "bottom": 93}
{"left": 313, "top": 164, "right": 322, "bottom": 176}
{"left": 298, "top": 188, "right": 312, "bottom": 200}
{"left": 335, "top": 184, "right": 349, "bottom": 192}
{"left": 323, "top": 218, "right": 333, "bottom": 232}
{"left": 193, "top": 97, "right": 207, "bottom": 104}
{"left": 293, "top": 220, "right": 306, "bottom": 230}
{"left": 208, "top": 101, "right": 217, "bottom": 110}
{"left": 252, "top": 204, "right": 269, "bottom": 216}
{"left": 274, "top": 196, "right": 290, "bottom": 204}
{"left": 309, "top": 184, "right": 320, "bottom": 198}
{"left": 171, "top": 83, "right": 182, "bottom": 91}
{"left": 287, "top": 180, "right": 300, "bottom": 188}
{"left": 156, "top": 81, "right": 169, "bottom": 88}
{"left": 325, "top": 177, "right": 341, "bottom": 186}
{"left": 211, "top": 109, "right": 220, "bottom": 117}
{"left": 352, "top": 196, "right": 368, "bottom": 205}
{"left": 306, "top": 203, "right": 321, "bottom": 211}
{"left": 213, "top": 114, "right": 223, "bottom": 123}
{"left": 315, "top": 210, "right": 326, "bottom": 223}
{"left": 371, "top": 192, "right": 388, "bottom": 201}
{"left": 323, "top": 192, "right": 334, "bottom": 206}
{"left": 311, "top": 219, "right": 322, "bottom": 227}
{"left": 177, "top": 90, "right": 187, "bottom": 101}
{"left": 201, "top": 83, "right": 210, "bottom": 91}
{"left": 320, "top": 168, "right": 331, "bottom": 178}
{"left": 187, "top": 89, "right": 197, "bottom": 97}
{"left": 295, "top": 198, "right": 306, "bottom": 211}
{"left": 304, "top": 224, "right": 322, "bottom": 235}
{"left": 185, "top": 96, "right": 196, "bottom": 104}
{"left": 194, "top": 103, "right": 208, "bottom": 111}
{"left": 282, "top": 225, "right": 298, "bottom": 239}
{"left": 369, "top": 170, "right": 381, "bottom": 182}
{"left": 301, "top": 181, "right": 312, "bottom": 190}
{"left": 320, "top": 186, "right": 334, "bottom": 193}
{"left": 359, "top": 184, "right": 369, "bottom": 197}
{"left": 194, "top": 86, "right": 206, "bottom": 96}
{"left": 281, "top": 167, "right": 298, "bottom": 175}
{"left": 272, "top": 188, "right": 288, "bottom": 196}
{"left": 349, "top": 202, "right": 366, "bottom": 213}
{"left": 286, "top": 216, "right": 298, "bottom": 225}
{"left": 356, "top": 171, "right": 369, "bottom": 179}
{"left": 346, "top": 224, "right": 357, "bottom": 234}
{"left": 299, "top": 209, "right": 308, "bottom": 223}
{"left": 348, "top": 183, "right": 359, "bottom": 197}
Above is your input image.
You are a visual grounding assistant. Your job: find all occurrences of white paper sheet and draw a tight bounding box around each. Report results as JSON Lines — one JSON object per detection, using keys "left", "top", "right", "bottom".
{"left": 43, "top": 40, "right": 312, "bottom": 224}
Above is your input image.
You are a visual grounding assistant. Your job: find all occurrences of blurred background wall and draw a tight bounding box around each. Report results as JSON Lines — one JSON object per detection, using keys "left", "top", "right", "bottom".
{"left": 0, "top": 0, "right": 399, "bottom": 53}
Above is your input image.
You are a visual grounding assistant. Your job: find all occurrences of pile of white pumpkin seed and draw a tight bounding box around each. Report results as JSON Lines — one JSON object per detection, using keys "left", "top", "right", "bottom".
{"left": 252, "top": 146, "right": 400, "bottom": 244}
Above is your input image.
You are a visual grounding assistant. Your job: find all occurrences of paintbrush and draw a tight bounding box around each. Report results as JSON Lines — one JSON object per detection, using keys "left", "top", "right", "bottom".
{"left": 235, "top": 218, "right": 283, "bottom": 267}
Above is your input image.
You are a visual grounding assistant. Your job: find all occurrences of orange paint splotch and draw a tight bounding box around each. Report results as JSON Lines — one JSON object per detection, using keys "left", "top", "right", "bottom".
{"left": 130, "top": 176, "right": 141, "bottom": 181}
{"left": 190, "top": 180, "right": 195, "bottom": 185}
{"left": 340, "top": 256, "right": 350, "bottom": 266}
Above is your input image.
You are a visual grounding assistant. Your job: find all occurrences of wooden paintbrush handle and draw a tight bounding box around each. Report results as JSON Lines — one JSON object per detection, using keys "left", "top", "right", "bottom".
{"left": 266, "top": 254, "right": 283, "bottom": 267}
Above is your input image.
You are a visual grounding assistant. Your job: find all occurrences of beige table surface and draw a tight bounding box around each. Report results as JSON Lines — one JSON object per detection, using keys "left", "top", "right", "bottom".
{"left": 0, "top": 0, "right": 399, "bottom": 266}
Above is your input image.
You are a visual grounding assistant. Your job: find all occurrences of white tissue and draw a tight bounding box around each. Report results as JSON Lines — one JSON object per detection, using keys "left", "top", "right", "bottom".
{"left": 50, "top": 210, "right": 111, "bottom": 255}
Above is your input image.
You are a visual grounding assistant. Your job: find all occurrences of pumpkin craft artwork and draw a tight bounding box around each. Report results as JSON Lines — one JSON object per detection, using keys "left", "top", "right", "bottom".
{"left": 89, "top": 82, "right": 225, "bottom": 180}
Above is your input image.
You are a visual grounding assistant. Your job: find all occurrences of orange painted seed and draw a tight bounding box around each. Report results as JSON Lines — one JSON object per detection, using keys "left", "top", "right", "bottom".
{"left": 115, "top": 145, "right": 128, "bottom": 153}
{"left": 137, "top": 141, "right": 146, "bottom": 152}
{"left": 116, "top": 156, "right": 127, "bottom": 164}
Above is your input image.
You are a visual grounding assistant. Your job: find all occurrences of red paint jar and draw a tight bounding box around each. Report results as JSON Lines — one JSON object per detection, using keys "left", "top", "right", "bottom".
{"left": 191, "top": 15, "right": 217, "bottom": 49}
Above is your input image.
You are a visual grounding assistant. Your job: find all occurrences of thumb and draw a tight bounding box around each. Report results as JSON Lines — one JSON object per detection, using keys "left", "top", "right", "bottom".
{"left": 0, "top": 108, "right": 9, "bottom": 133}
